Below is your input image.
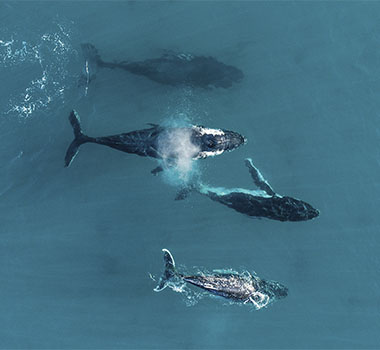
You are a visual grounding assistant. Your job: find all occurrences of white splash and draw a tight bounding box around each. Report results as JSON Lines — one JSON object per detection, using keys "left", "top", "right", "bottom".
{"left": 157, "top": 127, "right": 200, "bottom": 184}
{"left": 1, "top": 19, "right": 77, "bottom": 119}
{"left": 245, "top": 291, "right": 270, "bottom": 310}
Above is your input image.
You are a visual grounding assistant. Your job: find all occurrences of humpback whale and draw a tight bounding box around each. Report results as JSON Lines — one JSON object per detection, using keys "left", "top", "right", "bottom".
{"left": 154, "top": 249, "right": 288, "bottom": 309}
{"left": 64, "top": 110, "right": 246, "bottom": 167}
{"left": 177, "top": 158, "right": 319, "bottom": 222}
{"left": 81, "top": 43, "right": 244, "bottom": 89}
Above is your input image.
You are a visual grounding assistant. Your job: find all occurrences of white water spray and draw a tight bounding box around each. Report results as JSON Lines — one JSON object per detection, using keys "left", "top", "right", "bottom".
{"left": 157, "top": 120, "right": 201, "bottom": 185}
{"left": 1, "top": 18, "right": 78, "bottom": 119}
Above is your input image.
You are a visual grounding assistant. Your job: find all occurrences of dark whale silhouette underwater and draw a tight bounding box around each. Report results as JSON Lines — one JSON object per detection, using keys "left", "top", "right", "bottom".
{"left": 81, "top": 43, "right": 244, "bottom": 89}
{"left": 154, "top": 249, "right": 288, "bottom": 309}
{"left": 64, "top": 110, "right": 246, "bottom": 168}
{"left": 176, "top": 158, "right": 320, "bottom": 222}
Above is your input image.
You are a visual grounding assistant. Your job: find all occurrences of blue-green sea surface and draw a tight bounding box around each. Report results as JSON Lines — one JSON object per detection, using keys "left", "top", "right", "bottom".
{"left": 1, "top": 1, "right": 380, "bottom": 349}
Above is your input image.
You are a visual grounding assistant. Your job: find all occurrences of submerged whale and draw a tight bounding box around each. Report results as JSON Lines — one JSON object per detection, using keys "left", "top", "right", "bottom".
{"left": 64, "top": 110, "right": 246, "bottom": 168}
{"left": 177, "top": 158, "right": 319, "bottom": 222}
{"left": 154, "top": 249, "right": 288, "bottom": 309}
{"left": 81, "top": 43, "right": 244, "bottom": 89}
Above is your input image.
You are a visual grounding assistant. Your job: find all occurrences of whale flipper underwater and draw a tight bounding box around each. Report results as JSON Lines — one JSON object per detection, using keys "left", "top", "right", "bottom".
{"left": 154, "top": 249, "right": 288, "bottom": 309}
{"left": 64, "top": 110, "right": 246, "bottom": 168}
{"left": 80, "top": 43, "right": 244, "bottom": 88}
{"left": 177, "top": 158, "right": 319, "bottom": 222}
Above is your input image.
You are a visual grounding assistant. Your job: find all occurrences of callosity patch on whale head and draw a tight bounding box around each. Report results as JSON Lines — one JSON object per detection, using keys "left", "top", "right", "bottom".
{"left": 192, "top": 126, "right": 246, "bottom": 159}
{"left": 195, "top": 126, "right": 225, "bottom": 137}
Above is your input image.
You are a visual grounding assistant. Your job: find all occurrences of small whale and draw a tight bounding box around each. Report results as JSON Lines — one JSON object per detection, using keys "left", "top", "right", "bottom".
{"left": 154, "top": 249, "right": 288, "bottom": 309}
{"left": 64, "top": 110, "right": 246, "bottom": 168}
{"left": 177, "top": 158, "right": 320, "bottom": 222}
{"left": 80, "top": 43, "right": 244, "bottom": 89}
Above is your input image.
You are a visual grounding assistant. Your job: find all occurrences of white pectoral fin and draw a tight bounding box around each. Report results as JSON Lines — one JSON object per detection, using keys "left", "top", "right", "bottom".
{"left": 244, "top": 158, "right": 276, "bottom": 196}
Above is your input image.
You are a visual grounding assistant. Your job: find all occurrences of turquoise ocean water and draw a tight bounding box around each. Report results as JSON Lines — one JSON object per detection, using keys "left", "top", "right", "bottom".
{"left": 1, "top": 2, "right": 380, "bottom": 348}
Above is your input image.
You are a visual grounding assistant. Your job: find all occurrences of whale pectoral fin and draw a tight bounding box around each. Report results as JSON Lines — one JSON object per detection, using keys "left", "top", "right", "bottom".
{"left": 151, "top": 166, "right": 163, "bottom": 176}
{"left": 149, "top": 146, "right": 165, "bottom": 159}
{"left": 244, "top": 158, "right": 276, "bottom": 196}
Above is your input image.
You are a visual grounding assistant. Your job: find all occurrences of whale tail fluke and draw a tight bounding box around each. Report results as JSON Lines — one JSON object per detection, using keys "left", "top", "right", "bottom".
{"left": 64, "top": 110, "right": 92, "bottom": 167}
{"left": 154, "top": 249, "right": 178, "bottom": 292}
{"left": 81, "top": 43, "right": 102, "bottom": 66}
{"left": 78, "top": 44, "right": 102, "bottom": 93}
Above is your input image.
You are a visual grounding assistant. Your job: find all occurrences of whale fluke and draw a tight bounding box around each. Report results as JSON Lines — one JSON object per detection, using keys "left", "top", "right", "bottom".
{"left": 154, "top": 249, "right": 177, "bottom": 292}
{"left": 81, "top": 43, "right": 102, "bottom": 66}
{"left": 64, "top": 110, "right": 91, "bottom": 167}
{"left": 81, "top": 43, "right": 124, "bottom": 70}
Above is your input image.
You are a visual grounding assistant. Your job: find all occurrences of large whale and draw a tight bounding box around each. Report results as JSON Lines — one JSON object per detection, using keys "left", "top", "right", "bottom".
{"left": 177, "top": 158, "right": 319, "bottom": 222}
{"left": 81, "top": 43, "right": 244, "bottom": 89}
{"left": 64, "top": 110, "right": 246, "bottom": 168}
{"left": 154, "top": 249, "right": 288, "bottom": 309}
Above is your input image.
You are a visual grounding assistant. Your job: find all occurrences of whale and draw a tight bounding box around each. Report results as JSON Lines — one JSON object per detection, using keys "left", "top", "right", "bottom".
{"left": 64, "top": 110, "right": 246, "bottom": 168}
{"left": 81, "top": 43, "right": 244, "bottom": 89}
{"left": 154, "top": 249, "right": 288, "bottom": 309}
{"left": 176, "top": 158, "right": 320, "bottom": 222}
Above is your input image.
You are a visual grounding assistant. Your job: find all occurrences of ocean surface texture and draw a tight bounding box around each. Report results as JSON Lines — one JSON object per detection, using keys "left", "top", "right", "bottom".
{"left": 1, "top": 2, "right": 379, "bottom": 349}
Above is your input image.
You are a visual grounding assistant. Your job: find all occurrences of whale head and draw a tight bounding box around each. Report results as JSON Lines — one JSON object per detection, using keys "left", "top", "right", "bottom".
{"left": 192, "top": 126, "right": 246, "bottom": 159}
{"left": 278, "top": 196, "right": 320, "bottom": 221}
{"left": 219, "top": 64, "right": 244, "bottom": 87}
{"left": 261, "top": 280, "right": 288, "bottom": 300}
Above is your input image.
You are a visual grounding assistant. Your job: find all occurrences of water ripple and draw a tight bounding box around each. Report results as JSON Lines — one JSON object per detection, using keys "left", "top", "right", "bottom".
{"left": 1, "top": 18, "right": 79, "bottom": 120}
